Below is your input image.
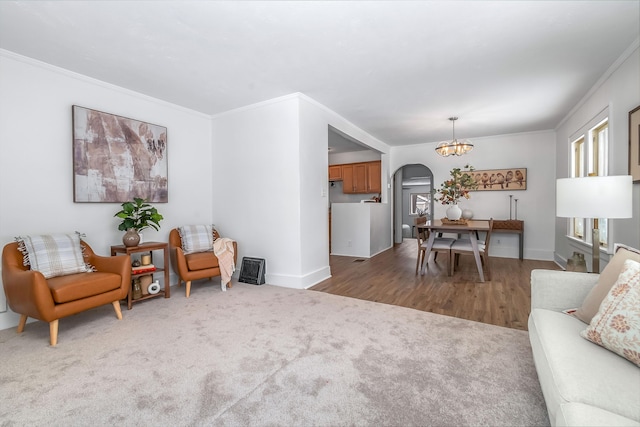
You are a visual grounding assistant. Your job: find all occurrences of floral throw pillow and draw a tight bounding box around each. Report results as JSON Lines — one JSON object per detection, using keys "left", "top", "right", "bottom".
{"left": 581, "top": 259, "right": 640, "bottom": 367}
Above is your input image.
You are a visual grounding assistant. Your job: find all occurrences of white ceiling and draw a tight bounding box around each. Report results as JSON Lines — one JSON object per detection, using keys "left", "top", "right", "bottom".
{"left": 1, "top": 1, "right": 638, "bottom": 147}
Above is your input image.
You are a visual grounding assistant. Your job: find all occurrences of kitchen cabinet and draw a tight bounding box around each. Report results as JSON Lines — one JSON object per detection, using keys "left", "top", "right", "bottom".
{"left": 341, "top": 161, "right": 381, "bottom": 194}
{"left": 342, "top": 165, "right": 354, "bottom": 192}
{"left": 328, "top": 165, "right": 342, "bottom": 181}
{"left": 367, "top": 161, "right": 381, "bottom": 193}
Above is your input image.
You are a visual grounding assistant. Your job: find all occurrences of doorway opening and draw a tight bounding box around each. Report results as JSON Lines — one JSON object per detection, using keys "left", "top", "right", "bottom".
{"left": 392, "top": 164, "right": 434, "bottom": 244}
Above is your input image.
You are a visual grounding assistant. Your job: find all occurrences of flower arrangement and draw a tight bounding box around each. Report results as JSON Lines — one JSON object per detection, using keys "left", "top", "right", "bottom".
{"left": 435, "top": 165, "right": 478, "bottom": 205}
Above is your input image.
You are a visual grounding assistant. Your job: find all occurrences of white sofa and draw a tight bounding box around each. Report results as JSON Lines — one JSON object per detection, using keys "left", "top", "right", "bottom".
{"left": 528, "top": 269, "right": 640, "bottom": 426}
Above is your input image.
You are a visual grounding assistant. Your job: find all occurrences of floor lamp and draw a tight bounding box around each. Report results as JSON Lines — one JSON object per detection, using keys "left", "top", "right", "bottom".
{"left": 556, "top": 175, "right": 633, "bottom": 273}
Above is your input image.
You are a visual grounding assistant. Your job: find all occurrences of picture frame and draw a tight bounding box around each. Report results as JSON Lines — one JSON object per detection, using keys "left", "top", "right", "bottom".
{"left": 72, "top": 105, "right": 168, "bottom": 203}
{"left": 629, "top": 105, "right": 640, "bottom": 183}
{"left": 469, "top": 168, "right": 527, "bottom": 191}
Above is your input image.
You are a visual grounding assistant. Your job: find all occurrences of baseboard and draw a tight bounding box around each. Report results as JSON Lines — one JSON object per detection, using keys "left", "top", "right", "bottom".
{"left": 489, "top": 246, "right": 554, "bottom": 261}
{"left": 266, "top": 266, "right": 332, "bottom": 290}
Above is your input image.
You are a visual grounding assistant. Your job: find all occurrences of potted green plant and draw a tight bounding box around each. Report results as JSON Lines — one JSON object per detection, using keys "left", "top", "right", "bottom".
{"left": 435, "top": 165, "right": 478, "bottom": 220}
{"left": 114, "top": 198, "right": 164, "bottom": 247}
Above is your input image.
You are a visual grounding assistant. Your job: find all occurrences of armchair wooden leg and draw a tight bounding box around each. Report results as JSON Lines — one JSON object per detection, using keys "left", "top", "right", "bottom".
{"left": 112, "top": 301, "right": 123, "bottom": 320}
{"left": 186, "top": 281, "right": 191, "bottom": 298}
{"left": 17, "top": 314, "right": 27, "bottom": 333}
{"left": 49, "top": 320, "right": 58, "bottom": 346}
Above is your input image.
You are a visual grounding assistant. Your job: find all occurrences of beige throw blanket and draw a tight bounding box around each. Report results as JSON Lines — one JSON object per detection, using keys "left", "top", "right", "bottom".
{"left": 213, "top": 237, "right": 236, "bottom": 291}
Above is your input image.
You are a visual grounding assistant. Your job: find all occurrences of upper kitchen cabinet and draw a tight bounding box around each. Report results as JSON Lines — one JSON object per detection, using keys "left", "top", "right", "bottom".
{"left": 328, "top": 165, "right": 343, "bottom": 181}
{"left": 366, "top": 161, "right": 381, "bottom": 193}
{"left": 341, "top": 161, "right": 380, "bottom": 194}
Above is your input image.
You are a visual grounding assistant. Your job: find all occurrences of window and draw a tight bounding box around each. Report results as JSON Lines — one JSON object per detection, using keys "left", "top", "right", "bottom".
{"left": 591, "top": 120, "right": 609, "bottom": 247}
{"left": 569, "top": 117, "right": 609, "bottom": 247}
{"left": 571, "top": 137, "right": 584, "bottom": 239}
{"left": 410, "top": 193, "right": 429, "bottom": 215}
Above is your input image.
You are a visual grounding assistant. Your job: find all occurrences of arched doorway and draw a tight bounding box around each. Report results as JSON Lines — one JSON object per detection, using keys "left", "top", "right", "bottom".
{"left": 392, "top": 164, "right": 434, "bottom": 244}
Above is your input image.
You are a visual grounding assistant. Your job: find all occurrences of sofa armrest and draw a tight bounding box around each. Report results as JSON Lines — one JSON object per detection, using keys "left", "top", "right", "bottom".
{"left": 530, "top": 269, "right": 599, "bottom": 312}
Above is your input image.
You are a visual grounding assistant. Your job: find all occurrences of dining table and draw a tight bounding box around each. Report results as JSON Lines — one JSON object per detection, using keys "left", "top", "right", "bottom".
{"left": 416, "top": 219, "right": 491, "bottom": 282}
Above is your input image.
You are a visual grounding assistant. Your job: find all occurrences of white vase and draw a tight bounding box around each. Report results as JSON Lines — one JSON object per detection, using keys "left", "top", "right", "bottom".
{"left": 446, "top": 204, "right": 462, "bottom": 220}
{"left": 462, "top": 208, "right": 474, "bottom": 220}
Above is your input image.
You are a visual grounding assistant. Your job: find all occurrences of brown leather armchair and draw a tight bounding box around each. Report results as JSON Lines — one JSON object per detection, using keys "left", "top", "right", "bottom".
{"left": 169, "top": 228, "right": 238, "bottom": 297}
{"left": 1, "top": 240, "right": 130, "bottom": 346}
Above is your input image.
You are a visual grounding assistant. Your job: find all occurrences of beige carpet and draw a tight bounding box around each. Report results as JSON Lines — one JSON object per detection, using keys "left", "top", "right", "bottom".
{"left": 0, "top": 282, "right": 549, "bottom": 426}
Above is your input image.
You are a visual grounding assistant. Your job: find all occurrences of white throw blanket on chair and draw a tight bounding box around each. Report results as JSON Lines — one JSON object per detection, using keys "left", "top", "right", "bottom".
{"left": 213, "top": 237, "right": 236, "bottom": 291}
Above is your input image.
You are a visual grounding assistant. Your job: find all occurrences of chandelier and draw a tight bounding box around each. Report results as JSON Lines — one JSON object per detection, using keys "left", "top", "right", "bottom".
{"left": 435, "top": 117, "right": 474, "bottom": 157}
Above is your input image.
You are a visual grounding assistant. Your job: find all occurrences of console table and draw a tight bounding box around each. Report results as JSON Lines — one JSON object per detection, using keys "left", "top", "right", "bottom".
{"left": 110, "top": 241, "right": 170, "bottom": 309}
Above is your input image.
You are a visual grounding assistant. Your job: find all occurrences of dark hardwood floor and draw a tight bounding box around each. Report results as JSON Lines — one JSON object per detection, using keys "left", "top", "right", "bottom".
{"left": 311, "top": 238, "right": 560, "bottom": 331}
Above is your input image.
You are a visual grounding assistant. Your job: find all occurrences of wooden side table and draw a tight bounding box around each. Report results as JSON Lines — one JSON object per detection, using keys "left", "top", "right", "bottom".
{"left": 110, "top": 241, "right": 170, "bottom": 309}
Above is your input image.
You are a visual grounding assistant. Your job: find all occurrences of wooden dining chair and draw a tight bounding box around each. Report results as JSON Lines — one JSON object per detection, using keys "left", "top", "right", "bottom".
{"left": 414, "top": 217, "right": 456, "bottom": 275}
{"left": 414, "top": 216, "right": 428, "bottom": 273}
{"left": 450, "top": 218, "right": 494, "bottom": 280}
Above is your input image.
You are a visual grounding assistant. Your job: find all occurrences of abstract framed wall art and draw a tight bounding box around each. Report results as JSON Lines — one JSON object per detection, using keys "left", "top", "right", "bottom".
{"left": 630, "top": 105, "right": 640, "bottom": 183}
{"left": 72, "top": 105, "right": 168, "bottom": 203}
{"left": 469, "top": 168, "right": 527, "bottom": 191}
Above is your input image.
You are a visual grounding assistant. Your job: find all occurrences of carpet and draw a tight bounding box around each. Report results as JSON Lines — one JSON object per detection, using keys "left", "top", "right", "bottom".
{"left": 0, "top": 282, "right": 549, "bottom": 426}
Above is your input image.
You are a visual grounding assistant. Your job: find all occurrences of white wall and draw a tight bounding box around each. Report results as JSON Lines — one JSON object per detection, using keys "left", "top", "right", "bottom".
{"left": 331, "top": 203, "right": 390, "bottom": 258}
{"left": 391, "top": 130, "right": 557, "bottom": 260}
{"left": 211, "top": 95, "right": 303, "bottom": 287}
{"left": 0, "top": 51, "right": 214, "bottom": 330}
{"left": 554, "top": 43, "right": 640, "bottom": 269}
{"left": 331, "top": 203, "right": 372, "bottom": 257}
{"left": 211, "top": 94, "right": 391, "bottom": 289}
{"left": 298, "top": 95, "right": 392, "bottom": 276}
{"left": 329, "top": 150, "right": 381, "bottom": 165}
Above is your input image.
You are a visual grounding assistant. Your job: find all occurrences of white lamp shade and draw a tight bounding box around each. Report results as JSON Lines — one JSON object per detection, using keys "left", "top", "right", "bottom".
{"left": 556, "top": 175, "right": 633, "bottom": 218}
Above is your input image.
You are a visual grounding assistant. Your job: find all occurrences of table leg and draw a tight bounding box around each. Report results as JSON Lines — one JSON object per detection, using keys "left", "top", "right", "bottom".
{"left": 163, "top": 246, "right": 170, "bottom": 298}
{"left": 127, "top": 281, "right": 133, "bottom": 310}
{"left": 469, "top": 231, "right": 485, "bottom": 282}
{"left": 519, "top": 233, "right": 524, "bottom": 260}
{"left": 420, "top": 232, "right": 436, "bottom": 275}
